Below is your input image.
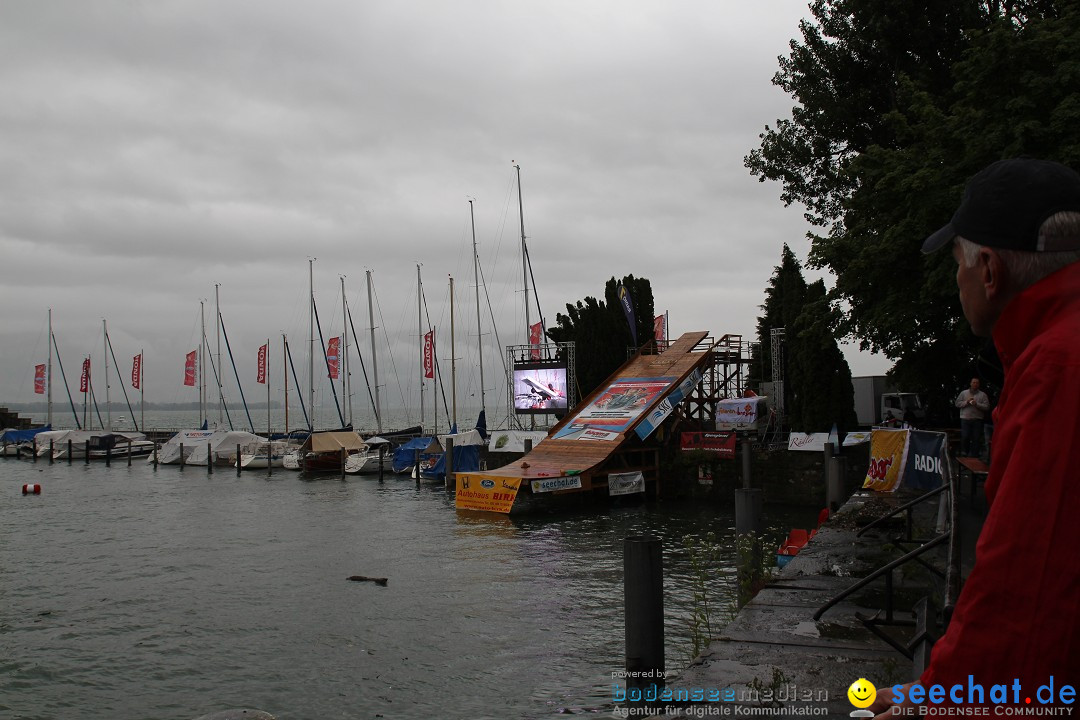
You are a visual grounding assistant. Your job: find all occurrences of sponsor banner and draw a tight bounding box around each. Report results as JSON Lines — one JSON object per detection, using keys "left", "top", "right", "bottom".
{"left": 653, "top": 314, "right": 665, "bottom": 344}
{"left": 184, "top": 351, "right": 196, "bottom": 387}
{"left": 578, "top": 428, "right": 620, "bottom": 441}
{"left": 717, "top": 397, "right": 760, "bottom": 426}
{"left": 423, "top": 330, "right": 434, "bottom": 379}
{"left": 553, "top": 376, "right": 675, "bottom": 440}
{"left": 788, "top": 432, "right": 830, "bottom": 452}
{"left": 34, "top": 364, "right": 46, "bottom": 394}
{"left": 257, "top": 344, "right": 268, "bottom": 384}
{"left": 608, "top": 471, "right": 645, "bottom": 496}
{"left": 843, "top": 430, "right": 872, "bottom": 446}
{"left": 697, "top": 465, "right": 713, "bottom": 486}
{"left": 903, "top": 430, "right": 946, "bottom": 490}
{"left": 680, "top": 431, "right": 736, "bottom": 457}
{"left": 488, "top": 430, "right": 548, "bottom": 453}
{"left": 531, "top": 476, "right": 582, "bottom": 493}
{"left": 131, "top": 354, "right": 142, "bottom": 390}
{"left": 635, "top": 397, "right": 673, "bottom": 441}
{"left": 327, "top": 336, "right": 340, "bottom": 379}
{"left": 617, "top": 284, "right": 637, "bottom": 347}
{"left": 80, "top": 358, "right": 91, "bottom": 393}
{"left": 863, "top": 428, "right": 910, "bottom": 492}
{"left": 455, "top": 473, "right": 521, "bottom": 513}
{"left": 634, "top": 368, "right": 703, "bottom": 440}
{"left": 528, "top": 322, "right": 542, "bottom": 360}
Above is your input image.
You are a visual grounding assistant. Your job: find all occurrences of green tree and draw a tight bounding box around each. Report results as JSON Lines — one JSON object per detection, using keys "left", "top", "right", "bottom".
{"left": 755, "top": 246, "right": 856, "bottom": 432}
{"left": 788, "top": 280, "right": 858, "bottom": 433}
{"left": 746, "top": 1, "right": 1080, "bottom": 416}
{"left": 547, "top": 275, "right": 655, "bottom": 399}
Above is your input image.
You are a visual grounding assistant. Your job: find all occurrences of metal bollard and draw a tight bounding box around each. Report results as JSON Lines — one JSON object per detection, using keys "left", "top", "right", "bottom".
{"left": 85, "top": 439, "right": 90, "bottom": 465}
{"left": 49, "top": 439, "right": 54, "bottom": 465}
{"left": 68, "top": 439, "right": 73, "bottom": 465}
{"left": 127, "top": 438, "right": 133, "bottom": 467}
{"left": 237, "top": 444, "right": 242, "bottom": 477}
{"left": 624, "top": 536, "right": 665, "bottom": 690}
{"left": 735, "top": 488, "right": 765, "bottom": 607}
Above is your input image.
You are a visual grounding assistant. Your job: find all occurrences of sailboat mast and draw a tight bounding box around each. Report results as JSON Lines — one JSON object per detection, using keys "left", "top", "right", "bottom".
{"left": 366, "top": 270, "right": 382, "bottom": 433}
{"left": 516, "top": 163, "right": 534, "bottom": 431}
{"left": 200, "top": 300, "right": 206, "bottom": 427}
{"left": 470, "top": 200, "right": 486, "bottom": 415}
{"left": 341, "top": 276, "right": 351, "bottom": 427}
{"left": 308, "top": 258, "right": 315, "bottom": 431}
{"left": 47, "top": 308, "right": 53, "bottom": 427}
{"left": 417, "top": 264, "right": 424, "bottom": 434}
{"left": 450, "top": 274, "right": 457, "bottom": 430}
{"left": 216, "top": 284, "right": 223, "bottom": 427}
{"left": 103, "top": 319, "right": 110, "bottom": 431}
{"left": 516, "top": 164, "right": 529, "bottom": 343}
{"left": 282, "top": 334, "right": 289, "bottom": 436}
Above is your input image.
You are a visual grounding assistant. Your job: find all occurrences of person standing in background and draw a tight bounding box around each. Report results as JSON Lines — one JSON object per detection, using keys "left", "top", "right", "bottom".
{"left": 955, "top": 377, "right": 990, "bottom": 457}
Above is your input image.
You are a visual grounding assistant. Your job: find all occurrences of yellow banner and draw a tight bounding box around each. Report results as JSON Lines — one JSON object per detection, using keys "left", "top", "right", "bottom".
{"left": 862, "top": 429, "right": 909, "bottom": 492}
{"left": 455, "top": 473, "right": 521, "bottom": 513}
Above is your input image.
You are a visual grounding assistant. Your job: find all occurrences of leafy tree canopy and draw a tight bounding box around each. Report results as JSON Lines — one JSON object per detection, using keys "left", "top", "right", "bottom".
{"left": 753, "top": 245, "right": 856, "bottom": 432}
{"left": 746, "top": 0, "right": 1080, "bottom": 412}
{"left": 547, "top": 275, "right": 655, "bottom": 399}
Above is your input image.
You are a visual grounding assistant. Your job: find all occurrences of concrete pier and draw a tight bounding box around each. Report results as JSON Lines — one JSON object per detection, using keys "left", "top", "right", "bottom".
{"left": 661, "top": 484, "right": 982, "bottom": 717}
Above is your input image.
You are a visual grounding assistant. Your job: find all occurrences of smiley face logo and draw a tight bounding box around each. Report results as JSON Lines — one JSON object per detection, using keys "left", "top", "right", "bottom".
{"left": 847, "top": 678, "right": 877, "bottom": 709}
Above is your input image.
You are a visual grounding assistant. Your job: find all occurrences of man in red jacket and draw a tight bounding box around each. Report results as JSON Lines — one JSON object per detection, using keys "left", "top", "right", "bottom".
{"left": 873, "top": 158, "right": 1080, "bottom": 717}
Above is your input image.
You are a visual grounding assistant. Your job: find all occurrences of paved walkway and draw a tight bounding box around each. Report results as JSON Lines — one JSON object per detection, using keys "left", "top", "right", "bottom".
{"left": 655, "top": 484, "right": 982, "bottom": 718}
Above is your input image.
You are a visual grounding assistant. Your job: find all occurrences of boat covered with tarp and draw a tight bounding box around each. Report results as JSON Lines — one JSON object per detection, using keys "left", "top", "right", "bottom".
{"left": 154, "top": 429, "right": 264, "bottom": 466}
{"left": 0, "top": 425, "right": 51, "bottom": 456}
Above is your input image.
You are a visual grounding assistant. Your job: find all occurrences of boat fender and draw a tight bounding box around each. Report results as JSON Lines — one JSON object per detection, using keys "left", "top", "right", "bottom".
{"left": 22, "top": 484, "right": 41, "bottom": 495}
{"left": 348, "top": 575, "right": 388, "bottom": 586}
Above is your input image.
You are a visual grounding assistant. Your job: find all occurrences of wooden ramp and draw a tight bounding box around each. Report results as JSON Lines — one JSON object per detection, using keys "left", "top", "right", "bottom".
{"left": 456, "top": 331, "right": 715, "bottom": 513}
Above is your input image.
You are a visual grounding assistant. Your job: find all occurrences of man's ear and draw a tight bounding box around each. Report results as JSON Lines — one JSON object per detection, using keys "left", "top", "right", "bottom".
{"left": 980, "top": 247, "right": 1009, "bottom": 303}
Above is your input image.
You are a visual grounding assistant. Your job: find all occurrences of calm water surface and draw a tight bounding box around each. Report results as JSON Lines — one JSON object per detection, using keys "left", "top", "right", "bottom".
{"left": 1, "top": 454, "right": 816, "bottom": 720}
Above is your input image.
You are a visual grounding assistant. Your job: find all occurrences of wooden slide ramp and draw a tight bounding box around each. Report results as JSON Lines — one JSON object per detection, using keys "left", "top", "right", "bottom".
{"left": 465, "top": 331, "right": 714, "bottom": 490}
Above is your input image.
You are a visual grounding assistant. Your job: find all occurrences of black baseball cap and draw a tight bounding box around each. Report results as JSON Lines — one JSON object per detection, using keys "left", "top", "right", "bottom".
{"left": 922, "top": 158, "right": 1080, "bottom": 253}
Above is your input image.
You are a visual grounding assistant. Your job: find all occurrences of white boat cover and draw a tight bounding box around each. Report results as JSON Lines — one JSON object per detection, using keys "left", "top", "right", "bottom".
{"left": 435, "top": 429, "right": 485, "bottom": 448}
{"left": 37, "top": 429, "right": 147, "bottom": 456}
{"left": 155, "top": 429, "right": 263, "bottom": 465}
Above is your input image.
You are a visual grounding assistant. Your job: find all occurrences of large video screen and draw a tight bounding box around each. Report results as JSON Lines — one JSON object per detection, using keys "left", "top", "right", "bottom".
{"left": 513, "top": 361, "right": 569, "bottom": 414}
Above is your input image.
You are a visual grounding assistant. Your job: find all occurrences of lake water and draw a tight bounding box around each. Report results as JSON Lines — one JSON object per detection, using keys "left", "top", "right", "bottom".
{"left": 1, "top": 438, "right": 818, "bottom": 720}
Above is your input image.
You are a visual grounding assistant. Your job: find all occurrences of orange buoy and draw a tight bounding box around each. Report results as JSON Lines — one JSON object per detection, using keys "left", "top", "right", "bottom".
{"left": 22, "top": 484, "right": 41, "bottom": 495}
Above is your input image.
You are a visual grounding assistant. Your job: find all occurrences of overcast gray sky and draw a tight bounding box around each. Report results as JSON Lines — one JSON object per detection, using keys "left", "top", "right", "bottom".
{"left": 0, "top": 1, "right": 889, "bottom": 428}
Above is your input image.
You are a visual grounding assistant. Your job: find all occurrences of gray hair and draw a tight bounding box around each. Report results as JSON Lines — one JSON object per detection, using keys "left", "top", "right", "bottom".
{"left": 956, "top": 211, "right": 1080, "bottom": 291}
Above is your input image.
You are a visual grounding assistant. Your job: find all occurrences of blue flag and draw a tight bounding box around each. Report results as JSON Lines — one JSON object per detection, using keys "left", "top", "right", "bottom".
{"left": 618, "top": 283, "right": 638, "bottom": 346}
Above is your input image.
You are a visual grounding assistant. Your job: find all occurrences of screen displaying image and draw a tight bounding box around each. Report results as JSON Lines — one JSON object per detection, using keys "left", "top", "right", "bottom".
{"left": 513, "top": 363, "right": 568, "bottom": 414}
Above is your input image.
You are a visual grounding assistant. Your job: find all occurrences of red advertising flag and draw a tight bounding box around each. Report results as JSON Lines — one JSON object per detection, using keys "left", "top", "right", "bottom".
{"left": 654, "top": 314, "right": 665, "bottom": 344}
{"left": 131, "top": 354, "right": 142, "bottom": 390}
{"left": 257, "top": 343, "right": 268, "bottom": 384}
{"left": 529, "top": 321, "right": 542, "bottom": 360}
{"left": 34, "top": 364, "right": 46, "bottom": 394}
{"left": 423, "top": 330, "right": 434, "bottom": 379}
{"left": 80, "top": 358, "right": 90, "bottom": 393}
{"left": 184, "top": 350, "right": 197, "bottom": 387}
{"left": 327, "top": 336, "right": 340, "bottom": 379}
